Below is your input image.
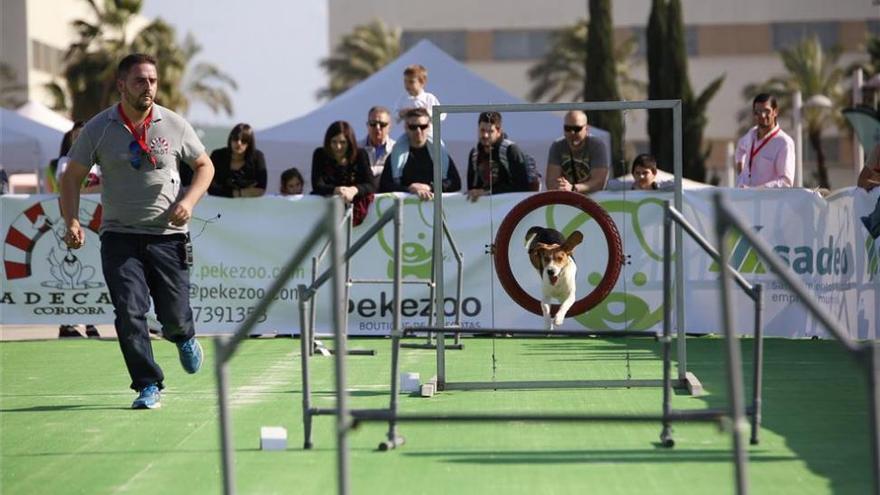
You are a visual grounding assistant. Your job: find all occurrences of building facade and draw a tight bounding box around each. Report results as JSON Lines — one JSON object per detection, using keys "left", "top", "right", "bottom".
{"left": 328, "top": 0, "right": 880, "bottom": 186}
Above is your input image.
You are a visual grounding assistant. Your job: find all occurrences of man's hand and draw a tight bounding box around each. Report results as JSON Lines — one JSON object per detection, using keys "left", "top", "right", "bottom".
{"left": 408, "top": 182, "right": 433, "bottom": 201}
{"left": 466, "top": 188, "right": 487, "bottom": 203}
{"left": 65, "top": 219, "right": 85, "bottom": 249}
{"left": 168, "top": 200, "right": 194, "bottom": 226}
{"left": 554, "top": 177, "right": 573, "bottom": 191}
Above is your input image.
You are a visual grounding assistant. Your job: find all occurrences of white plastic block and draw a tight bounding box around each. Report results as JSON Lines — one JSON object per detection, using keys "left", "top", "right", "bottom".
{"left": 400, "top": 372, "right": 421, "bottom": 393}
{"left": 260, "top": 426, "right": 288, "bottom": 451}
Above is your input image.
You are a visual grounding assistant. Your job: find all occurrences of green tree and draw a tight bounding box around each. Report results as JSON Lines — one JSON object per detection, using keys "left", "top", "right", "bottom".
{"left": 646, "top": 0, "right": 723, "bottom": 182}
{"left": 743, "top": 36, "right": 845, "bottom": 189}
{"left": 318, "top": 19, "right": 400, "bottom": 99}
{"left": 528, "top": 20, "right": 642, "bottom": 103}
{"left": 646, "top": 0, "right": 671, "bottom": 174}
{"left": 584, "top": 0, "right": 625, "bottom": 175}
{"left": 0, "top": 63, "right": 26, "bottom": 109}
{"left": 846, "top": 34, "right": 880, "bottom": 81}
{"left": 49, "top": 0, "right": 235, "bottom": 121}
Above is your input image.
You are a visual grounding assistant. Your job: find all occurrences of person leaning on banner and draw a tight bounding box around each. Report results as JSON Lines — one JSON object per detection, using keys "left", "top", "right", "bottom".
{"left": 379, "top": 108, "right": 461, "bottom": 201}
{"left": 735, "top": 93, "right": 795, "bottom": 188}
{"left": 361, "top": 106, "right": 395, "bottom": 189}
{"left": 60, "top": 53, "right": 214, "bottom": 410}
{"left": 310, "top": 120, "right": 375, "bottom": 226}
{"left": 466, "top": 111, "right": 530, "bottom": 202}
{"left": 858, "top": 143, "right": 880, "bottom": 239}
{"left": 545, "top": 110, "right": 609, "bottom": 194}
{"left": 207, "top": 123, "right": 267, "bottom": 197}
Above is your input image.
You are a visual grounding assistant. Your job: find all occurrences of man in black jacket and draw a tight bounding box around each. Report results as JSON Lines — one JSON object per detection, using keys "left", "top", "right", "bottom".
{"left": 466, "top": 111, "right": 531, "bottom": 202}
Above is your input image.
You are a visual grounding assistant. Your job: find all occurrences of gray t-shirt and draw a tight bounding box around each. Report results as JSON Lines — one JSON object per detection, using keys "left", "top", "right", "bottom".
{"left": 69, "top": 104, "right": 205, "bottom": 235}
{"left": 546, "top": 136, "right": 608, "bottom": 185}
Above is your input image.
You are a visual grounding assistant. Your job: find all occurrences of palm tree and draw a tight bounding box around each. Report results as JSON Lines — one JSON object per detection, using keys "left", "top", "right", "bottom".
{"left": 318, "top": 19, "right": 401, "bottom": 100}
{"left": 742, "top": 36, "right": 845, "bottom": 189}
{"left": 847, "top": 34, "right": 880, "bottom": 81}
{"left": 0, "top": 63, "right": 26, "bottom": 109}
{"left": 178, "top": 34, "right": 238, "bottom": 117}
{"left": 48, "top": 0, "right": 235, "bottom": 121}
{"left": 528, "top": 18, "right": 643, "bottom": 103}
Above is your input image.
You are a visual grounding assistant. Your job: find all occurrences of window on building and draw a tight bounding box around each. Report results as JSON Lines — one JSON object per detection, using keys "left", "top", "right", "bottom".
{"left": 632, "top": 26, "right": 698, "bottom": 57}
{"left": 492, "top": 30, "right": 552, "bottom": 60}
{"left": 30, "top": 40, "right": 64, "bottom": 76}
{"left": 868, "top": 20, "right": 880, "bottom": 37}
{"left": 402, "top": 30, "right": 467, "bottom": 60}
{"left": 771, "top": 22, "right": 839, "bottom": 51}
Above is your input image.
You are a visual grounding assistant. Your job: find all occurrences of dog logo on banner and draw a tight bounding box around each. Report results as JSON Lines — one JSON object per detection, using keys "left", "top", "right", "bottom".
{"left": 3, "top": 198, "right": 104, "bottom": 289}
{"left": 374, "top": 195, "right": 443, "bottom": 280}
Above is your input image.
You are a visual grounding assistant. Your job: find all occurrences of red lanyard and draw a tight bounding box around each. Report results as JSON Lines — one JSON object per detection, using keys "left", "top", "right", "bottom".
{"left": 748, "top": 127, "right": 780, "bottom": 176}
{"left": 118, "top": 103, "right": 156, "bottom": 167}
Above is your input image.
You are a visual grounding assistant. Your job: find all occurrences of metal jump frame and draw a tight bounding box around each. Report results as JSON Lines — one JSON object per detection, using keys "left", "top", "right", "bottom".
{"left": 305, "top": 204, "right": 465, "bottom": 355}
{"left": 427, "top": 100, "right": 694, "bottom": 392}
{"left": 298, "top": 197, "right": 407, "bottom": 451}
{"left": 214, "top": 198, "right": 349, "bottom": 495}
{"left": 329, "top": 100, "right": 754, "bottom": 495}
{"left": 714, "top": 192, "right": 880, "bottom": 495}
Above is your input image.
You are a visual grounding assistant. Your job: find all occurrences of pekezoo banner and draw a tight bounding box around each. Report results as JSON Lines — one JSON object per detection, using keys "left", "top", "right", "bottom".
{"left": 2, "top": 188, "right": 878, "bottom": 339}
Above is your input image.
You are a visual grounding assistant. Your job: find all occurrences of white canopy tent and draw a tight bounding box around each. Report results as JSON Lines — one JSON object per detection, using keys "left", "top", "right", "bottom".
{"left": 0, "top": 107, "right": 63, "bottom": 177}
{"left": 259, "top": 40, "right": 611, "bottom": 192}
{"left": 15, "top": 101, "right": 74, "bottom": 133}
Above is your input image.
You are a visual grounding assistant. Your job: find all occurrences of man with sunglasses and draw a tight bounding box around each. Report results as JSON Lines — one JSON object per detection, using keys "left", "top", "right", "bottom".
{"left": 379, "top": 108, "right": 461, "bottom": 200}
{"left": 734, "top": 93, "right": 795, "bottom": 188}
{"left": 361, "top": 106, "right": 395, "bottom": 189}
{"left": 60, "top": 53, "right": 215, "bottom": 410}
{"left": 545, "top": 110, "right": 609, "bottom": 194}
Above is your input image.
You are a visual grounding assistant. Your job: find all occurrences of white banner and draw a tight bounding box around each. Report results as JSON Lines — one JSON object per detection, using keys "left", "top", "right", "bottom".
{"left": 2, "top": 188, "right": 878, "bottom": 339}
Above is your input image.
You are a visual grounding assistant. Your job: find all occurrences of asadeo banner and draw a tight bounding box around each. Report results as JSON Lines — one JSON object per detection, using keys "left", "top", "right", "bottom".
{"left": 2, "top": 189, "right": 877, "bottom": 339}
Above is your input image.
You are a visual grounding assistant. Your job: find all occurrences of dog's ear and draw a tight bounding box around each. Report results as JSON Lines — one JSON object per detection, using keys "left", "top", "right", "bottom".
{"left": 561, "top": 231, "right": 583, "bottom": 253}
{"left": 524, "top": 226, "right": 542, "bottom": 248}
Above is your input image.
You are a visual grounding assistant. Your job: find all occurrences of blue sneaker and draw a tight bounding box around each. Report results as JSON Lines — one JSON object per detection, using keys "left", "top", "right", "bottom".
{"left": 132, "top": 384, "right": 161, "bottom": 409}
{"left": 177, "top": 337, "right": 203, "bottom": 374}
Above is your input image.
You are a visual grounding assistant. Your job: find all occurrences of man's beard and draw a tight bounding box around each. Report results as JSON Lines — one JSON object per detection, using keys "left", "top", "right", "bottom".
{"left": 126, "top": 90, "right": 153, "bottom": 111}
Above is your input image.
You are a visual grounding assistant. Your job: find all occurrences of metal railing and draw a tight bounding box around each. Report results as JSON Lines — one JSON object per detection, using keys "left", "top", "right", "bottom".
{"left": 305, "top": 203, "right": 465, "bottom": 354}
{"left": 298, "top": 196, "right": 407, "bottom": 451}
{"left": 214, "top": 198, "right": 348, "bottom": 495}
{"left": 714, "top": 192, "right": 880, "bottom": 495}
{"left": 663, "top": 201, "right": 765, "bottom": 446}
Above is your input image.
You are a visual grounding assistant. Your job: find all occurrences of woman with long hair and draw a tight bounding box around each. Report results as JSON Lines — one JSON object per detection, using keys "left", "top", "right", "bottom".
{"left": 311, "top": 120, "right": 375, "bottom": 225}
{"left": 208, "top": 123, "right": 267, "bottom": 197}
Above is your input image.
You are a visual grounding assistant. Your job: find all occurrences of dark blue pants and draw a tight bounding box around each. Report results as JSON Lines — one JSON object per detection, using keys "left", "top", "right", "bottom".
{"left": 100, "top": 232, "right": 194, "bottom": 391}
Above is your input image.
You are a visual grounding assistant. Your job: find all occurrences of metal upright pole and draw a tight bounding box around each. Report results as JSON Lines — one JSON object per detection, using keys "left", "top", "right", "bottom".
{"left": 793, "top": 90, "right": 804, "bottom": 188}
{"left": 329, "top": 200, "right": 350, "bottom": 495}
{"left": 383, "top": 198, "right": 404, "bottom": 449}
{"left": 750, "top": 284, "right": 764, "bottom": 445}
{"left": 714, "top": 193, "right": 750, "bottom": 495}
{"left": 660, "top": 202, "right": 674, "bottom": 447}
{"left": 299, "top": 285, "right": 314, "bottom": 449}
{"left": 216, "top": 338, "right": 235, "bottom": 495}
{"left": 672, "top": 101, "right": 687, "bottom": 382}
{"left": 867, "top": 343, "right": 880, "bottom": 495}
{"left": 432, "top": 109, "right": 447, "bottom": 389}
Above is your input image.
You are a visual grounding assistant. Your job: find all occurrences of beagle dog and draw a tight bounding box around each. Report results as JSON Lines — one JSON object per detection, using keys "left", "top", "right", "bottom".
{"left": 525, "top": 226, "right": 584, "bottom": 330}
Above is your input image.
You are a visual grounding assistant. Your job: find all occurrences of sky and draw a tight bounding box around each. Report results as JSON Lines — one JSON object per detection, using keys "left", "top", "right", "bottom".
{"left": 141, "top": 0, "right": 328, "bottom": 130}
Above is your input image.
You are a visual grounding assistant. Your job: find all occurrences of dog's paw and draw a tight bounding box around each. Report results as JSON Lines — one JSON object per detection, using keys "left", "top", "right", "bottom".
{"left": 553, "top": 314, "right": 565, "bottom": 327}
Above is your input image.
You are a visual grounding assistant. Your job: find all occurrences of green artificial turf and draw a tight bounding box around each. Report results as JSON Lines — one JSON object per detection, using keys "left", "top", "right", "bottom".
{"left": 0, "top": 336, "right": 872, "bottom": 494}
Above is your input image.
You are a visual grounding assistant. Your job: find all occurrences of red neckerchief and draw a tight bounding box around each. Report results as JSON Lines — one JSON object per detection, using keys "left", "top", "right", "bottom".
{"left": 118, "top": 103, "right": 156, "bottom": 167}
{"left": 747, "top": 126, "right": 781, "bottom": 180}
